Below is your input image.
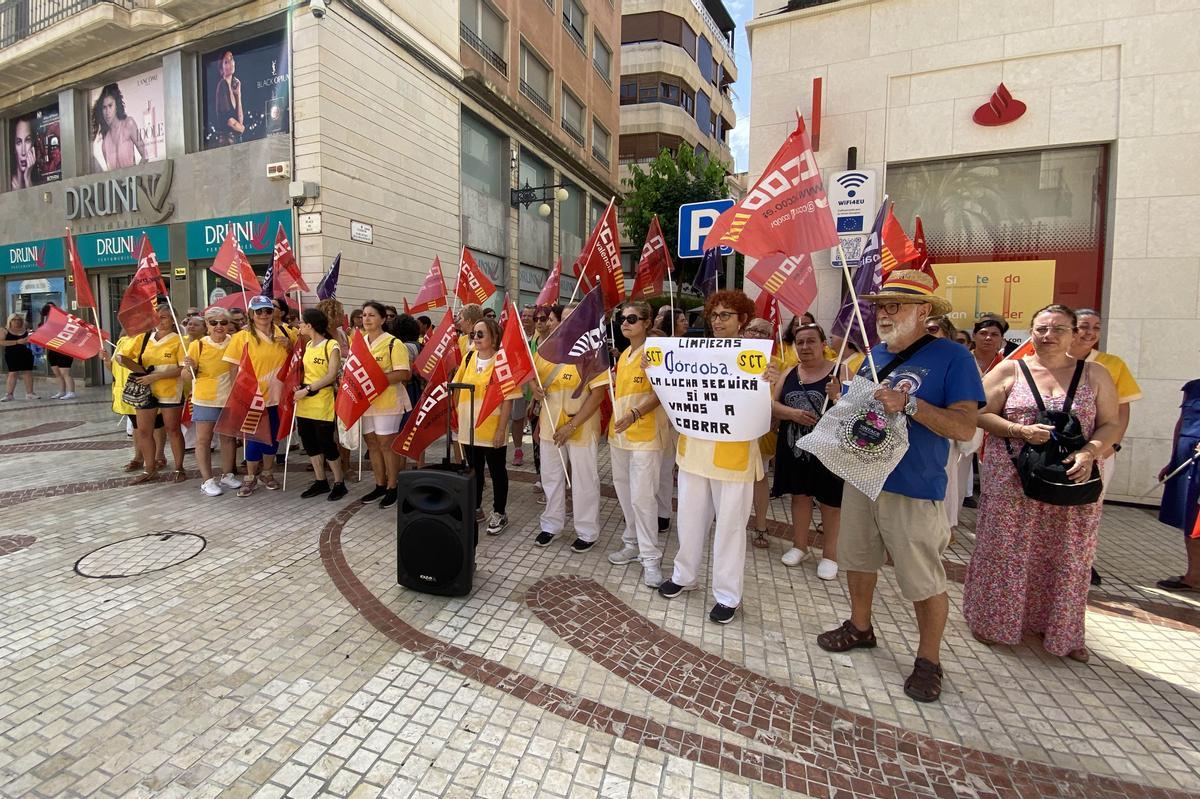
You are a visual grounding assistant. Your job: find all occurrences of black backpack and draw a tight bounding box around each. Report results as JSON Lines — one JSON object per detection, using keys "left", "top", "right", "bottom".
{"left": 1004, "top": 359, "right": 1103, "bottom": 506}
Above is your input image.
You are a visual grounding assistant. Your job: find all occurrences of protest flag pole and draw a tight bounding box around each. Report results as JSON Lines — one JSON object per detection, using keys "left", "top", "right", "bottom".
{"left": 357, "top": 424, "right": 363, "bottom": 482}
{"left": 514, "top": 308, "right": 570, "bottom": 488}
{"left": 282, "top": 406, "right": 297, "bottom": 492}
{"left": 834, "top": 242, "right": 878, "bottom": 383}
{"left": 157, "top": 291, "right": 197, "bottom": 382}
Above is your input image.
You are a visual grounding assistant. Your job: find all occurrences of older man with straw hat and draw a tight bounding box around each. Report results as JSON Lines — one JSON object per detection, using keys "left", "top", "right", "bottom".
{"left": 815, "top": 269, "right": 985, "bottom": 704}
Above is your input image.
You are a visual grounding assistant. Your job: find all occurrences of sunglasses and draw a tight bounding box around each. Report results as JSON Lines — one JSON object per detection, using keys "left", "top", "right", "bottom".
{"left": 469, "top": 330, "right": 488, "bottom": 339}
{"left": 252, "top": 308, "right": 273, "bottom": 315}
{"left": 207, "top": 320, "right": 230, "bottom": 326}
{"left": 533, "top": 314, "right": 550, "bottom": 321}
{"left": 619, "top": 314, "right": 645, "bottom": 325}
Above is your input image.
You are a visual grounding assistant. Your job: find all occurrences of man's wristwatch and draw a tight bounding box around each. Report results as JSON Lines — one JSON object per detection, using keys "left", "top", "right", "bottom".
{"left": 903, "top": 394, "right": 918, "bottom": 417}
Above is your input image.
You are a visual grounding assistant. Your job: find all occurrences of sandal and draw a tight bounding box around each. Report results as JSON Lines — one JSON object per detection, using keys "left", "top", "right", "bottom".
{"left": 171, "top": 469, "right": 187, "bottom": 483}
{"left": 260, "top": 474, "right": 280, "bottom": 491}
{"left": 131, "top": 471, "right": 157, "bottom": 485}
{"left": 816, "top": 620, "right": 877, "bottom": 653}
{"left": 971, "top": 631, "right": 998, "bottom": 646}
{"left": 904, "top": 658, "right": 944, "bottom": 703}
{"left": 123, "top": 460, "right": 143, "bottom": 473}
{"left": 236, "top": 478, "right": 258, "bottom": 497}
{"left": 155, "top": 458, "right": 167, "bottom": 470}
{"left": 751, "top": 528, "right": 769, "bottom": 549}
{"left": 1067, "top": 647, "right": 1090, "bottom": 664}
{"left": 1156, "top": 576, "right": 1199, "bottom": 593}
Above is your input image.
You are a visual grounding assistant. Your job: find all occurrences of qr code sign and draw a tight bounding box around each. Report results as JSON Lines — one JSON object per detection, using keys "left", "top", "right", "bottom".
{"left": 832, "top": 235, "right": 865, "bottom": 267}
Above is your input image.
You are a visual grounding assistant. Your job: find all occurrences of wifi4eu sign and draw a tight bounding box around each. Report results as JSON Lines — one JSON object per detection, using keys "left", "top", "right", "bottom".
{"left": 828, "top": 169, "right": 878, "bottom": 268}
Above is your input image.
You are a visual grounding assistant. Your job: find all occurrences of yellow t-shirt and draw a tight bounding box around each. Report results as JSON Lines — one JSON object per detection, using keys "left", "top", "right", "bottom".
{"left": 610, "top": 345, "right": 666, "bottom": 451}
{"left": 453, "top": 352, "right": 520, "bottom": 446}
{"left": 296, "top": 338, "right": 340, "bottom": 421}
{"left": 1089, "top": 350, "right": 1142, "bottom": 404}
{"left": 111, "top": 335, "right": 134, "bottom": 415}
{"left": 771, "top": 345, "right": 799, "bottom": 373}
{"left": 535, "top": 354, "right": 608, "bottom": 446}
{"left": 364, "top": 332, "right": 410, "bottom": 416}
{"left": 676, "top": 435, "right": 764, "bottom": 483}
{"left": 186, "top": 336, "right": 234, "bottom": 407}
{"left": 847, "top": 352, "right": 866, "bottom": 377}
{"left": 119, "top": 331, "right": 184, "bottom": 403}
{"left": 222, "top": 325, "right": 297, "bottom": 406}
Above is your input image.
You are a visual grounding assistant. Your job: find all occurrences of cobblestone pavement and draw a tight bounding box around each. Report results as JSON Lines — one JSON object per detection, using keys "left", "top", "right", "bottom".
{"left": 1, "top": 387, "right": 1198, "bottom": 799}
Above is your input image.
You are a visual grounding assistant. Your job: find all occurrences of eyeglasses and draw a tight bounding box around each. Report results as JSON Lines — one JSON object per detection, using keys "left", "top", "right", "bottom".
{"left": 207, "top": 320, "right": 229, "bottom": 327}
{"left": 469, "top": 330, "right": 487, "bottom": 339}
{"left": 533, "top": 314, "right": 550, "bottom": 322}
{"left": 925, "top": 324, "right": 941, "bottom": 332}
{"left": 1032, "top": 325, "right": 1072, "bottom": 336}
{"left": 709, "top": 310, "right": 737, "bottom": 322}
{"left": 252, "top": 308, "right": 273, "bottom": 315}
{"left": 874, "top": 302, "right": 905, "bottom": 315}
{"left": 619, "top": 314, "right": 645, "bottom": 325}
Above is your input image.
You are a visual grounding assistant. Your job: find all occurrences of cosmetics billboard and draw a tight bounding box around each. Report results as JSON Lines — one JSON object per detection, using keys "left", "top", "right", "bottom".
{"left": 202, "top": 31, "right": 290, "bottom": 150}
{"left": 87, "top": 66, "right": 167, "bottom": 172}
{"left": 8, "top": 103, "right": 61, "bottom": 190}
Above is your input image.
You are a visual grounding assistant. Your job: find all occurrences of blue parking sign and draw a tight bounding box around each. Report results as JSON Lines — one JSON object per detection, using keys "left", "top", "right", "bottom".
{"left": 677, "top": 199, "right": 734, "bottom": 259}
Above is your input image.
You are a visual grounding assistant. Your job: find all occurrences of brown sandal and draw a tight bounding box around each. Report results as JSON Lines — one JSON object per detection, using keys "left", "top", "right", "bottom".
{"left": 171, "top": 469, "right": 187, "bottom": 483}
{"left": 904, "top": 657, "right": 943, "bottom": 703}
{"left": 131, "top": 471, "right": 157, "bottom": 485}
{"left": 816, "top": 620, "right": 877, "bottom": 653}
{"left": 123, "top": 460, "right": 142, "bottom": 473}
{"left": 751, "top": 528, "right": 769, "bottom": 549}
{"left": 1067, "top": 647, "right": 1090, "bottom": 663}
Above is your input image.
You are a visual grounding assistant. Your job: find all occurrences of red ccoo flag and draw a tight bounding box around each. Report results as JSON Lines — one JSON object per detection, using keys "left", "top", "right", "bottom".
{"left": 477, "top": 297, "right": 534, "bottom": 425}
{"left": 215, "top": 348, "right": 272, "bottom": 444}
{"left": 211, "top": 230, "right": 262, "bottom": 294}
{"left": 412, "top": 310, "right": 459, "bottom": 380}
{"left": 573, "top": 198, "right": 624, "bottom": 311}
{"left": 537, "top": 258, "right": 563, "bottom": 307}
{"left": 455, "top": 248, "right": 496, "bottom": 306}
{"left": 409, "top": 256, "right": 449, "bottom": 314}
{"left": 753, "top": 290, "right": 781, "bottom": 339}
{"left": 335, "top": 329, "right": 390, "bottom": 428}
{"left": 29, "top": 305, "right": 107, "bottom": 360}
{"left": 880, "top": 205, "right": 920, "bottom": 278}
{"left": 703, "top": 114, "right": 837, "bottom": 259}
{"left": 910, "top": 215, "right": 938, "bottom": 288}
{"left": 64, "top": 229, "right": 96, "bottom": 311}
{"left": 274, "top": 338, "right": 307, "bottom": 440}
{"left": 630, "top": 215, "right": 672, "bottom": 299}
{"left": 271, "top": 223, "right": 309, "bottom": 296}
{"left": 392, "top": 356, "right": 453, "bottom": 459}
{"left": 746, "top": 253, "right": 818, "bottom": 317}
{"left": 118, "top": 235, "right": 167, "bottom": 336}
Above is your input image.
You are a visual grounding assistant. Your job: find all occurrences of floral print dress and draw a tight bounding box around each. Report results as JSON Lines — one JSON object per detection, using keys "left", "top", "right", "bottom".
{"left": 962, "top": 373, "right": 1102, "bottom": 656}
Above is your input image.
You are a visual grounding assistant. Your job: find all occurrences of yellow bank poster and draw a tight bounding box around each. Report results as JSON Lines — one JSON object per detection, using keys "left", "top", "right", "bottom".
{"left": 931, "top": 260, "right": 1056, "bottom": 329}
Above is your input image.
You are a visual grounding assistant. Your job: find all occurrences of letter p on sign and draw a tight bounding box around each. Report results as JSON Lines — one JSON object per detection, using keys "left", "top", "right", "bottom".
{"left": 677, "top": 199, "right": 735, "bottom": 259}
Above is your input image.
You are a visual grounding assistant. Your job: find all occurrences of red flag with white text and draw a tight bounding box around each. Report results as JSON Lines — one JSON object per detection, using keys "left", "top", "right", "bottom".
{"left": 410, "top": 256, "right": 449, "bottom": 314}
{"left": 65, "top": 229, "right": 96, "bottom": 311}
{"left": 413, "top": 311, "right": 460, "bottom": 380}
{"left": 29, "top": 305, "right": 106, "bottom": 360}
{"left": 477, "top": 297, "right": 534, "bottom": 426}
{"left": 215, "top": 348, "right": 272, "bottom": 444}
{"left": 630, "top": 215, "right": 672, "bottom": 299}
{"left": 702, "top": 115, "right": 837, "bottom": 258}
{"left": 746, "top": 253, "right": 818, "bottom": 317}
{"left": 455, "top": 248, "right": 496, "bottom": 306}
{"left": 271, "top": 223, "right": 309, "bottom": 296}
{"left": 274, "top": 338, "right": 307, "bottom": 440}
{"left": 117, "top": 235, "right": 167, "bottom": 336}
{"left": 537, "top": 258, "right": 563, "bottom": 307}
{"left": 909, "top": 215, "right": 937, "bottom": 287}
{"left": 573, "top": 198, "right": 624, "bottom": 311}
{"left": 392, "top": 356, "right": 453, "bottom": 459}
{"left": 335, "top": 330, "right": 390, "bottom": 428}
{"left": 211, "top": 230, "right": 262, "bottom": 294}
{"left": 753, "top": 290, "right": 781, "bottom": 339}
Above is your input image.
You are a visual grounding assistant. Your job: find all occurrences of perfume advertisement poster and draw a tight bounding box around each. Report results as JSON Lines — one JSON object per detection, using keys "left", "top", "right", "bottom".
{"left": 202, "top": 31, "right": 290, "bottom": 150}
{"left": 9, "top": 103, "right": 61, "bottom": 190}
{"left": 87, "top": 66, "right": 167, "bottom": 172}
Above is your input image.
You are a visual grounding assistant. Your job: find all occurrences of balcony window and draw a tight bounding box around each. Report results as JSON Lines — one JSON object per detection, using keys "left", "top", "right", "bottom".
{"left": 697, "top": 35, "right": 713, "bottom": 82}
{"left": 592, "top": 121, "right": 610, "bottom": 168}
{"left": 561, "top": 85, "right": 585, "bottom": 146}
{"left": 460, "top": 0, "right": 507, "bottom": 76}
{"left": 620, "top": 81, "right": 637, "bottom": 105}
{"left": 638, "top": 86, "right": 657, "bottom": 102}
{"left": 592, "top": 33, "right": 612, "bottom": 85}
{"left": 520, "top": 45, "right": 552, "bottom": 117}
{"left": 696, "top": 90, "right": 710, "bottom": 135}
{"left": 563, "top": 0, "right": 586, "bottom": 50}
{"left": 660, "top": 83, "right": 680, "bottom": 105}
{"left": 681, "top": 90, "right": 694, "bottom": 115}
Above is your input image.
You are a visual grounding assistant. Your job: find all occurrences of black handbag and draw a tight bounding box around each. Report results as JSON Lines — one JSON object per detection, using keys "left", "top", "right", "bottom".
{"left": 1004, "top": 359, "right": 1102, "bottom": 506}
{"left": 121, "top": 333, "right": 157, "bottom": 410}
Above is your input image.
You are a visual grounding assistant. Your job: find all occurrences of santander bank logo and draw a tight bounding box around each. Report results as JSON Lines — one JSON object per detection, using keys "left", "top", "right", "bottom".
{"left": 972, "top": 83, "right": 1027, "bottom": 126}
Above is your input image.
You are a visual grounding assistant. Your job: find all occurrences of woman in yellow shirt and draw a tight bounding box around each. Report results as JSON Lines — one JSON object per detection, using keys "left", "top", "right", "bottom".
{"left": 293, "top": 308, "right": 347, "bottom": 501}
{"left": 607, "top": 301, "right": 669, "bottom": 587}
{"left": 359, "top": 300, "right": 411, "bottom": 510}
{"left": 222, "top": 294, "right": 297, "bottom": 496}
{"left": 116, "top": 304, "right": 186, "bottom": 484}
{"left": 453, "top": 316, "right": 520, "bottom": 536}
{"left": 183, "top": 307, "right": 240, "bottom": 497}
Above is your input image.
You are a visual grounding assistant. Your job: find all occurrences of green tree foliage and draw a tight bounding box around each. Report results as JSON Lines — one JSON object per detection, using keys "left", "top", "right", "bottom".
{"left": 622, "top": 143, "right": 730, "bottom": 283}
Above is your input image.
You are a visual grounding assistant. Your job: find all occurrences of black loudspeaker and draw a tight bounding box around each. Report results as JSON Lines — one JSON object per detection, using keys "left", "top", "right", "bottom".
{"left": 396, "top": 464, "right": 476, "bottom": 597}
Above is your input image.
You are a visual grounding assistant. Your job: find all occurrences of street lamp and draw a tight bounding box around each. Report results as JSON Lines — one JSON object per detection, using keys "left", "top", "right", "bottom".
{"left": 511, "top": 182, "right": 570, "bottom": 216}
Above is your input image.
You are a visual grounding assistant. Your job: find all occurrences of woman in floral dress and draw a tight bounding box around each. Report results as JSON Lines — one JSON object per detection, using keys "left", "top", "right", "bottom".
{"left": 963, "top": 305, "right": 1121, "bottom": 662}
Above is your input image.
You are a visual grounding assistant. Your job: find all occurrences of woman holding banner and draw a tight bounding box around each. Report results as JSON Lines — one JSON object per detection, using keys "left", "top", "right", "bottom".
{"left": 117, "top": 304, "right": 187, "bottom": 484}
{"left": 359, "top": 301, "right": 411, "bottom": 510}
{"left": 223, "top": 295, "right": 297, "bottom": 496}
{"left": 607, "top": 301, "right": 669, "bottom": 587}
{"left": 658, "top": 290, "right": 776, "bottom": 625}
{"left": 294, "top": 308, "right": 347, "bottom": 501}
{"left": 184, "top": 307, "right": 241, "bottom": 496}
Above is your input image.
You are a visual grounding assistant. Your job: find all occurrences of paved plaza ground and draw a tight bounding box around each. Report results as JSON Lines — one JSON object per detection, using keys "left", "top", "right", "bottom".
{"left": 1, "top": 386, "right": 1198, "bottom": 799}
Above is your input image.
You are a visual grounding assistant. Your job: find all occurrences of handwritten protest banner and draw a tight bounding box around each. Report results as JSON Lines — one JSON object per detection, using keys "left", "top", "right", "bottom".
{"left": 643, "top": 336, "right": 774, "bottom": 442}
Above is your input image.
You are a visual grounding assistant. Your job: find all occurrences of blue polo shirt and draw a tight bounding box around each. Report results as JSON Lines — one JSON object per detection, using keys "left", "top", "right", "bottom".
{"left": 856, "top": 338, "right": 985, "bottom": 500}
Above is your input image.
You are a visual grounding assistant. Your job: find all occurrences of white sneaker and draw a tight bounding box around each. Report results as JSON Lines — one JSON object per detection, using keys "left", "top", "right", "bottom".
{"left": 24, "top": 394, "right": 39, "bottom": 400}
{"left": 817, "top": 558, "right": 839, "bottom": 581}
{"left": 533, "top": 480, "right": 543, "bottom": 493}
{"left": 608, "top": 545, "right": 640, "bottom": 565}
{"left": 0, "top": 394, "right": 12, "bottom": 403}
{"left": 485, "top": 512, "right": 507, "bottom": 536}
{"left": 59, "top": 392, "right": 76, "bottom": 400}
{"left": 200, "top": 478, "right": 223, "bottom": 497}
{"left": 50, "top": 392, "right": 62, "bottom": 399}
{"left": 220, "top": 473, "right": 243, "bottom": 490}
{"left": 642, "top": 561, "right": 663, "bottom": 587}
{"left": 781, "top": 547, "right": 813, "bottom": 567}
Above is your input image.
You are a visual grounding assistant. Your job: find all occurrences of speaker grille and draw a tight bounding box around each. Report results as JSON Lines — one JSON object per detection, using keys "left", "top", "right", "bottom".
{"left": 398, "top": 518, "right": 465, "bottom": 587}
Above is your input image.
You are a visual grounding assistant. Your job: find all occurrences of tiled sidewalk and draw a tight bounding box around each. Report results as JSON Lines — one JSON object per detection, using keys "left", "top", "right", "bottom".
{"left": 0, "top": 387, "right": 1198, "bottom": 798}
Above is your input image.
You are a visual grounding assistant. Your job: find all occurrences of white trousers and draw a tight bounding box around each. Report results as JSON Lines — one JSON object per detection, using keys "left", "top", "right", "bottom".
{"left": 672, "top": 469, "right": 754, "bottom": 608}
{"left": 539, "top": 438, "right": 601, "bottom": 541}
{"left": 657, "top": 429, "right": 677, "bottom": 518}
{"left": 611, "top": 446, "right": 663, "bottom": 564}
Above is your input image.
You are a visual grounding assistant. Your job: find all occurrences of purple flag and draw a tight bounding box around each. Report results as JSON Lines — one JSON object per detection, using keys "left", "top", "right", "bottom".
{"left": 536, "top": 287, "right": 609, "bottom": 398}
{"left": 693, "top": 248, "right": 720, "bottom": 297}
{"left": 831, "top": 200, "right": 888, "bottom": 348}
{"left": 316, "top": 253, "right": 341, "bottom": 300}
{"left": 260, "top": 258, "right": 276, "bottom": 300}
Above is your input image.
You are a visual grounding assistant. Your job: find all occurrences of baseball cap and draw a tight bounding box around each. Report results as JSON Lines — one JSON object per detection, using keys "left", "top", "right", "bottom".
{"left": 248, "top": 295, "right": 274, "bottom": 311}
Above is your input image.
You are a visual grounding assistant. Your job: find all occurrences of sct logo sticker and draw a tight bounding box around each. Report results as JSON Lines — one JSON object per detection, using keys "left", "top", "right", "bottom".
{"left": 736, "top": 350, "right": 768, "bottom": 374}
{"left": 644, "top": 347, "right": 664, "bottom": 367}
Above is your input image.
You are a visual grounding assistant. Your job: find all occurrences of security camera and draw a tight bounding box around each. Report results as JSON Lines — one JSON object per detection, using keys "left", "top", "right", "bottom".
{"left": 311, "top": 0, "right": 327, "bottom": 18}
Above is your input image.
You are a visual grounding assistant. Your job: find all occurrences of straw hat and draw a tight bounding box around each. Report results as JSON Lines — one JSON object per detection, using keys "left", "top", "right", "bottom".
{"left": 859, "top": 269, "right": 953, "bottom": 317}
